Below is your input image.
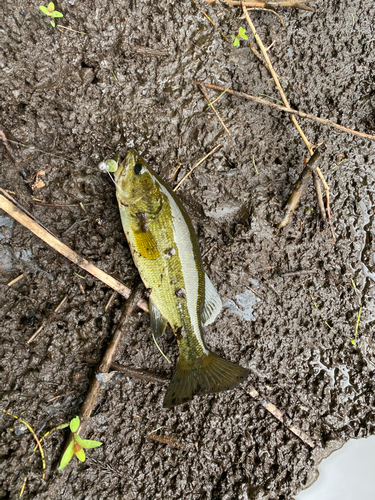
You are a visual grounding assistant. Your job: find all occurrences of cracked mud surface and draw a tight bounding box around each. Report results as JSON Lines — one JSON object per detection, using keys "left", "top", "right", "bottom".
{"left": 1, "top": 0, "right": 375, "bottom": 498}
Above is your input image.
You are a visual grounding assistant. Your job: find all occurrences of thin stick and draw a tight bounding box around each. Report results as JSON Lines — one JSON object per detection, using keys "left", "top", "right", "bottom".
{"left": 0, "top": 129, "right": 17, "bottom": 162}
{"left": 27, "top": 295, "right": 69, "bottom": 343}
{"left": 199, "top": 86, "right": 231, "bottom": 136}
{"left": 110, "top": 362, "right": 169, "bottom": 384}
{"left": 242, "top": 7, "right": 285, "bottom": 26}
{"left": 276, "top": 150, "right": 321, "bottom": 228}
{"left": 0, "top": 189, "right": 58, "bottom": 239}
{"left": 105, "top": 290, "right": 117, "bottom": 311}
{"left": 173, "top": 144, "right": 222, "bottom": 191}
{"left": 152, "top": 331, "right": 172, "bottom": 364}
{"left": 316, "top": 167, "right": 336, "bottom": 240}
{"left": 147, "top": 433, "right": 187, "bottom": 450}
{"left": 56, "top": 25, "right": 86, "bottom": 35}
{"left": 59, "top": 285, "right": 143, "bottom": 462}
{"left": 241, "top": 2, "right": 314, "bottom": 155}
{"left": 7, "top": 274, "right": 24, "bottom": 287}
{"left": 194, "top": 83, "right": 375, "bottom": 143}
{"left": 6, "top": 139, "right": 76, "bottom": 163}
{"left": 312, "top": 170, "right": 326, "bottom": 221}
{"left": 19, "top": 476, "right": 27, "bottom": 498}
{"left": 222, "top": 0, "right": 314, "bottom": 11}
{"left": 208, "top": 87, "right": 230, "bottom": 107}
{"left": 3, "top": 410, "right": 46, "bottom": 477}
{"left": 245, "top": 389, "right": 315, "bottom": 447}
{"left": 248, "top": 41, "right": 275, "bottom": 73}
{"left": 0, "top": 194, "right": 149, "bottom": 314}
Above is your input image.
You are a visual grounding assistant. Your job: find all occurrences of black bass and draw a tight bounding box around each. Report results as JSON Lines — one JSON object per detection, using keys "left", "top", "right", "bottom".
{"left": 100, "top": 150, "right": 248, "bottom": 407}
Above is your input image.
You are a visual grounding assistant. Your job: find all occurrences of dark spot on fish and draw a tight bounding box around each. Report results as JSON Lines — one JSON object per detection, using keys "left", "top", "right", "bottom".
{"left": 120, "top": 201, "right": 129, "bottom": 208}
{"left": 170, "top": 278, "right": 176, "bottom": 285}
{"left": 135, "top": 212, "right": 148, "bottom": 232}
{"left": 175, "top": 326, "right": 184, "bottom": 341}
{"left": 161, "top": 274, "right": 164, "bottom": 282}
{"left": 164, "top": 247, "right": 176, "bottom": 257}
{"left": 175, "top": 288, "right": 186, "bottom": 299}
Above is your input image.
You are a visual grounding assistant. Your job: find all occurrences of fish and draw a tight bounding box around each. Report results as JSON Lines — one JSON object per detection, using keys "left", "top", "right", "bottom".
{"left": 100, "top": 150, "right": 248, "bottom": 407}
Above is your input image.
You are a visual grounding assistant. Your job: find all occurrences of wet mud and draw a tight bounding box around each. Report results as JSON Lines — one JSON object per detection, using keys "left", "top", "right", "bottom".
{"left": 1, "top": 0, "right": 375, "bottom": 498}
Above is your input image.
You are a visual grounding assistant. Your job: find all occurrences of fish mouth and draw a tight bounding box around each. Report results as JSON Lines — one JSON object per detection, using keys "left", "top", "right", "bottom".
{"left": 114, "top": 149, "right": 152, "bottom": 205}
{"left": 113, "top": 149, "right": 137, "bottom": 183}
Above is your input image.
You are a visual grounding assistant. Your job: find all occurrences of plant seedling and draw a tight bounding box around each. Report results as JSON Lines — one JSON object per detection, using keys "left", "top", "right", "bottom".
{"left": 39, "top": 2, "right": 63, "bottom": 27}
{"left": 59, "top": 416, "right": 102, "bottom": 470}
{"left": 231, "top": 27, "right": 248, "bottom": 47}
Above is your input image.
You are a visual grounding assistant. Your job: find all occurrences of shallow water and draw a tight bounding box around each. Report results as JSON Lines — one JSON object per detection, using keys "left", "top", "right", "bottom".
{"left": 296, "top": 436, "right": 375, "bottom": 500}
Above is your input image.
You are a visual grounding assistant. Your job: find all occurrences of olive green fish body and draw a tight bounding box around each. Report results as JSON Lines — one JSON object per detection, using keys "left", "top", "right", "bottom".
{"left": 113, "top": 150, "right": 248, "bottom": 407}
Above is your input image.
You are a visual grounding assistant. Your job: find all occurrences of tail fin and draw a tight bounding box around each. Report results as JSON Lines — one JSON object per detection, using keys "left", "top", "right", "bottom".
{"left": 163, "top": 351, "right": 248, "bottom": 408}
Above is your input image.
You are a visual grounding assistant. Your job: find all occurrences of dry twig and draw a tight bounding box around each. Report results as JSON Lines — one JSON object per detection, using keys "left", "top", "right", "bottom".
{"left": 199, "top": 84, "right": 231, "bottom": 136}
{"left": 219, "top": 0, "right": 314, "bottom": 11}
{"left": 0, "top": 129, "right": 17, "bottom": 162}
{"left": 59, "top": 284, "right": 144, "bottom": 461}
{"left": 147, "top": 433, "right": 187, "bottom": 450}
{"left": 245, "top": 388, "right": 314, "bottom": 447}
{"left": 110, "top": 362, "right": 169, "bottom": 384}
{"left": 27, "top": 295, "right": 69, "bottom": 343}
{"left": 194, "top": 83, "right": 375, "bottom": 143}
{"left": 276, "top": 149, "right": 320, "bottom": 228}
{"left": 0, "top": 194, "right": 149, "bottom": 313}
{"left": 174, "top": 144, "right": 222, "bottom": 191}
{"left": 7, "top": 273, "right": 25, "bottom": 287}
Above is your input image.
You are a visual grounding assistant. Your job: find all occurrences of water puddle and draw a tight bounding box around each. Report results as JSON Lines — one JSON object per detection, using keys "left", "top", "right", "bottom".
{"left": 296, "top": 435, "right": 375, "bottom": 499}
{"left": 310, "top": 354, "right": 353, "bottom": 391}
{"left": 223, "top": 288, "right": 260, "bottom": 321}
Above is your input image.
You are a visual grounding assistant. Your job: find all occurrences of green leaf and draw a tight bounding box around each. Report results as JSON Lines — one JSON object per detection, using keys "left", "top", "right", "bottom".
{"left": 233, "top": 38, "right": 240, "bottom": 47}
{"left": 51, "top": 11, "right": 63, "bottom": 17}
{"left": 351, "top": 339, "right": 356, "bottom": 345}
{"left": 59, "top": 440, "right": 75, "bottom": 470}
{"left": 70, "top": 416, "right": 80, "bottom": 433}
{"left": 240, "top": 33, "right": 248, "bottom": 40}
{"left": 39, "top": 6, "right": 50, "bottom": 14}
{"left": 51, "top": 19, "right": 55, "bottom": 27}
{"left": 82, "top": 440, "right": 103, "bottom": 449}
{"left": 238, "top": 27, "right": 247, "bottom": 39}
{"left": 75, "top": 434, "right": 102, "bottom": 448}
{"left": 75, "top": 448, "right": 86, "bottom": 462}
{"left": 230, "top": 35, "right": 235, "bottom": 40}
{"left": 56, "top": 422, "right": 70, "bottom": 430}
{"left": 48, "top": 2, "right": 55, "bottom": 12}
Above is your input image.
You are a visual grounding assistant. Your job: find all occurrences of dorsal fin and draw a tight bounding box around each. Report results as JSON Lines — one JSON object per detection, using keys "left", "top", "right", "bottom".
{"left": 202, "top": 274, "right": 222, "bottom": 326}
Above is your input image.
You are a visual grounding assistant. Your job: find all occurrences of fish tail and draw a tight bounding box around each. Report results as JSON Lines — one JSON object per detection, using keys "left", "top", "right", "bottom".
{"left": 163, "top": 351, "right": 248, "bottom": 408}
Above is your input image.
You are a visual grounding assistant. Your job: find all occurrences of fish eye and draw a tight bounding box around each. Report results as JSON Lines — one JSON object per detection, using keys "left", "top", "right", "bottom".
{"left": 134, "top": 163, "right": 143, "bottom": 175}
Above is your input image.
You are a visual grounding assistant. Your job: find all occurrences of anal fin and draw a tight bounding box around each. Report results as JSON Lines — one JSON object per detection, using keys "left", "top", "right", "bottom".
{"left": 202, "top": 273, "right": 222, "bottom": 326}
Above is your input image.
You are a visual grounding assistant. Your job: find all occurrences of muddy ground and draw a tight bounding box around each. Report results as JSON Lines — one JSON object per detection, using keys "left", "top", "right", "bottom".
{"left": 1, "top": 0, "right": 375, "bottom": 498}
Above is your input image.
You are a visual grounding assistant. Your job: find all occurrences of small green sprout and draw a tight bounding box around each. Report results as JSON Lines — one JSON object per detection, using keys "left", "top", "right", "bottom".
{"left": 39, "top": 2, "right": 63, "bottom": 27}
{"left": 231, "top": 27, "right": 248, "bottom": 47}
{"left": 59, "top": 416, "right": 102, "bottom": 470}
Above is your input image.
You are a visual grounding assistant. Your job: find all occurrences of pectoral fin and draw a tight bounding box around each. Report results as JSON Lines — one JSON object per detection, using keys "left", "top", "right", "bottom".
{"left": 150, "top": 298, "right": 167, "bottom": 338}
{"left": 133, "top": 230, "right": 160, "bottom": 260}
{"left": 202, "top": 274, "right": 222, "bottom": 326}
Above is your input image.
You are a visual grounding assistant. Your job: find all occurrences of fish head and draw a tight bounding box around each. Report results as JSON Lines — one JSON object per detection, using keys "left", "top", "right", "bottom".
{"left": 114, "top": 149, "right": 156, "bottom": 203}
